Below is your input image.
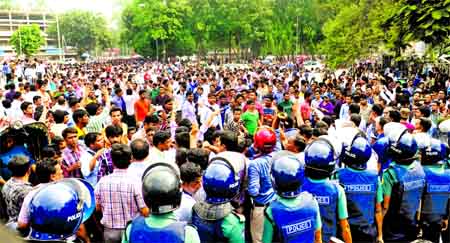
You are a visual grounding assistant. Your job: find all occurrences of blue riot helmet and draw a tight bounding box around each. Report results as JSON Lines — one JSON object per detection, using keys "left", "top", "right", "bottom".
{"left": 420, "top": 138, "right": 447, "bottom": 166}
{"left": 141, "top": 163, "right": 182, "bottom": 214}
{"left": 340, "top": 134, "right": 372, "bottom": 170}
{"left": 372, "top": 136, "right": 390, "bottom": 166}
{"left": 271, "top": 156, "right": 304, "bottom": 198}
{"left": 304, "top": 136, "right": 337, "bottom": 179}
{"left": 385, "top": 124, "right": 418, "bottom": 165}
{"left": 203, "top": 157, "right": 240, "bottom": 204}
{"left": 29, "top": 179, "right": 95, "bottom": 241}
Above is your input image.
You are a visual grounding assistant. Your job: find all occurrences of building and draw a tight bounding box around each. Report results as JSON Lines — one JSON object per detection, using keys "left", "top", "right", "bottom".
{"left": 0, "top": 10, "right": 62, "bottom": 57}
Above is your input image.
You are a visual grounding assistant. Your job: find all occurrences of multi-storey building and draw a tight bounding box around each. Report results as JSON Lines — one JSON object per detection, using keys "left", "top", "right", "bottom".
{"left": 0, "top": 10, "right": 61, "bottom": 57}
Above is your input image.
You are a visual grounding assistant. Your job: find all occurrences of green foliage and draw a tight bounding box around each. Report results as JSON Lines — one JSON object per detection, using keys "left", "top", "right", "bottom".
{"left": 388, "top": 0, "right": 450, "bottom": 48}
{"left": 121, "top": 0, "right": 450, "bottom": 63}
{"left": 47, "top": 10, "right": 113, "bottom": 55}
{"left": 9, "top": 24, "right": 45, "bottom": 57}
{"left": 319, "top": 0, "right": 401, "bottom": 68}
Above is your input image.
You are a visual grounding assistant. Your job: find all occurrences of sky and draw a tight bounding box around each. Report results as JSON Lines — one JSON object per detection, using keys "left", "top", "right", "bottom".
{"left": 12, "top": 0, "right": 126, "bottom": 28}
{"left": 14, "top": 0, "right": 123, "bottom": 21}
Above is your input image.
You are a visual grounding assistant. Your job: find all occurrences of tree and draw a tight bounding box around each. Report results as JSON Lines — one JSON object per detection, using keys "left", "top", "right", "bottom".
{"left": 319, "top": 0, "right": 399, "bottom": 68}
{"left": 9, "top": 24, "right": 45, "bottom": 57}
{"left": 47, "top": 10, "right": 113, "bottom": 56}
{"left": 0, "top": 0, "right": 19, "bottom": 9}
{"left": 121, "top": 0, "right": 194, "bottom": 58}
{"left": 387, "top": 0, "right": 450, "bottom": 55}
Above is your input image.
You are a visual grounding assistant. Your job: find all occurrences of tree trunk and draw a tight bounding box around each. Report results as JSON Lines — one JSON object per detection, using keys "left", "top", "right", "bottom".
{"left": 229, "top": 32, "right": 232, "bottom": 62}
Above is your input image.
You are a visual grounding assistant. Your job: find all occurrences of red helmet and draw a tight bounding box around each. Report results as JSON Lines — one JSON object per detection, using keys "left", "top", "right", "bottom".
{"left": 254, "top": 128, "right": 276, "bottom": 153}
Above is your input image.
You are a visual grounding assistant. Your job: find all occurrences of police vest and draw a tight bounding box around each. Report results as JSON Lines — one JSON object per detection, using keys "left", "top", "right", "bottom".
{"left": 383, "top": 161, "right": 425, "bottom": 241}
{"left": 421, "top": 166, "right": 450, "bottom": 223}
{"left": 301, "top": 179, "right": 339, "bottom": 243}
{"left": 128, "top": 216, "right": 186, "bottom": 243}
{"left": 269, "top": 192, "right": 318, "bottom": 243}
{"left": 337, "top": 168, "right": 378, "bottom": 237}
{"left": 191, "top": 209, "right": 227, "bottom": 242}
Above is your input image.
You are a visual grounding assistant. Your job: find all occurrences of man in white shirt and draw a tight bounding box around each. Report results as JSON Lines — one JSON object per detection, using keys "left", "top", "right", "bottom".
{"left": 174, "top": 162, "right": 202, "bottom": 223}
{"left": 148, "top": 130, "right": 178, "bottom": 171}
{"left": 36, "top": 61, "right": 46, "bottom": 80}
{"left": 128, "top": 139, "right": 150, "bottom": 181}
{"left": 123, "top": 88, "right": 138, "bottom": 127}
{"left": 10, "top": 93, "right": 24, "bottom": 120}
{"left": 51, "top": 110, "right": 69, "bottom": 138}
{"left": 199, "top": 93, "right": 221, "bottom": 129}
{"left": 52, "top": 96, "right": 67, "bottom": 112}
{"left": 23, "top": 84, "right": 39, "bottom": 103}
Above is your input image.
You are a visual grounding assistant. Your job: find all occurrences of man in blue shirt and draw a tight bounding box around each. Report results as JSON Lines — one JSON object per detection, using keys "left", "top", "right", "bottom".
{"left": 248, "top": 128, "right": 277, "bottom": 243}
{"left": 339, "top": 94, "right": 352, "bottom": 120}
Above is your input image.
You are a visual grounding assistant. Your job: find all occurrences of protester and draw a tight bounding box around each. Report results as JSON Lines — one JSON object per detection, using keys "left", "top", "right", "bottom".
{"left": 0, "top": 57, "right": 449, "bottom": 243}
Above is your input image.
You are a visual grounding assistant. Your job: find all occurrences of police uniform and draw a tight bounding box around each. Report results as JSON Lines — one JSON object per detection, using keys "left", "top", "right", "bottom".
{"left": 127, "top": 163, "right": 200, "bottom": 243}
{"left": 191, "top": 201, "right": 245, "bottom": 243}
{"left": 382, "top": 161, "right": 426, "bottom": 242}
{"left": 335, "top": 167, "right": 383, "bottom": 242}
{"left": 192, "top": 156, "right": 246, "bottom": 243}
{"left": 420, "top": 164, "right": 450, "bottom": 243}
{"left": 301, "top": 177, "right": 348, "bottom": 243}
{"left": 262, "top": 192, "right": 321, "bottom": 243}
{"left": 122, "top": 212, "right": 200, "bottom": 243}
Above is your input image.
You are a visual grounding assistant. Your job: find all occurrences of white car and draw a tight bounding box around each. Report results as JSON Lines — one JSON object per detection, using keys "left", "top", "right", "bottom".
{"left": 303, "top": 60, "right": 324, "bottom": 71}
{"left": 64, "top": 58, "right": 77, "bottom": 65}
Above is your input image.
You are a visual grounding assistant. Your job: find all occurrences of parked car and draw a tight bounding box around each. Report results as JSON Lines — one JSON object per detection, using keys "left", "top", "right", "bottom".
{"left": 303, "top": 60, "right": 324, "bottom": 70}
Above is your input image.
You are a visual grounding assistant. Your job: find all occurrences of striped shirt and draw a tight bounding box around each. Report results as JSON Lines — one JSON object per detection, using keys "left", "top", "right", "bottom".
{"left": 61, "top": 146, "right": 85, "bottom": 178}
{"left": 85, "top": 107, "right": 110, "bottom": 133}
{"left": 94, "top": 169, "right": 146, "bottom": 229}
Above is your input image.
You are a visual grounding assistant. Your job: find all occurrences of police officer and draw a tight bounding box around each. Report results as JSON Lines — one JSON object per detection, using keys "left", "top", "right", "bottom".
{"left": 382, "top": 125, "right": 425, "bottom": 243}
{"left": 418, "top": 138, "right": 450, "bottom": 243}
{"left": 262, "top": 156, "right": 322, "bottom": 243}
{"left": 123, "top": 163, "right": 200, "bottom": 243}
{"left": 248, "top": 127, "right": 277, "bottom": 243}
{"left": 27, "top": 178, "right": 95, "bottom": 242}
{"left": 335, "top": 134, "right": 384, "bottom": 243}
{"left": 301, "top": 136, "right": 352, "bottom": 243}
{"left": 191, "top": 156, "right": 245, "bottom": 243}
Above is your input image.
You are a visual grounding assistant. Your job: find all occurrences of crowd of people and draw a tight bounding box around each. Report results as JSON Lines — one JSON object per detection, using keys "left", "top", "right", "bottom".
{"left": 0, "top": 57, "right": 449, "bottom": 243}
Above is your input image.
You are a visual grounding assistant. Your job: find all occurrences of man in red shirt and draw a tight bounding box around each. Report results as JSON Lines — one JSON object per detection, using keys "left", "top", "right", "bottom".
{"left": 300, "top": 91, "right": 312, "bottom": 122}
{"left": 134, "top": 90, "right": 151, "bottom": 124}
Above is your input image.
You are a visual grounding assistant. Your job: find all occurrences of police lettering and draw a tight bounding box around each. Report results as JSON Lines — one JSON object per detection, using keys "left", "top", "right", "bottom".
{"left": 228, "top": 181, "right": 239, "bottom": 188}
{"left": 428, "top": 184, "right": 450, "bottom": 193}
{"left": 67, "top": 212, "right": 81, "bottom": 222}
{"left": 344, "top": 184, "right": 373, "bottom": 192}
{"left": 314, "top": 196, "right": 330, "bottom": 205}
{"left": 403, "top": 179, "right": 424, "bottom": 191}
{"left": 282, "top": 219, "right": 312, "bottom": 235}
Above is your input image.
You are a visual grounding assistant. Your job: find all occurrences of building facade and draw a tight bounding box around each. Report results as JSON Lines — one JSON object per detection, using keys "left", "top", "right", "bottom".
{"left": 0, "top": 10, "right": 61, "bottom": 57}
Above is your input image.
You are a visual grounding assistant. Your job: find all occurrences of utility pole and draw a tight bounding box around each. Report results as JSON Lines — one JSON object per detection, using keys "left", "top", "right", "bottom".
{"left": 56, "top": 14, "right": 62, "bottom": 61}
{"left": 296, "top": 15, "right": 299, "bottom": 55}
{"left": 18, "top": 25, "right": 22, "bottom": 56}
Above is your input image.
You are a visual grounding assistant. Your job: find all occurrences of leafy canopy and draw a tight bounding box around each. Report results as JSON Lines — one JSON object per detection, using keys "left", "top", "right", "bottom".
{"left": 9, "top": 24, "right": 45, "bottom": 57}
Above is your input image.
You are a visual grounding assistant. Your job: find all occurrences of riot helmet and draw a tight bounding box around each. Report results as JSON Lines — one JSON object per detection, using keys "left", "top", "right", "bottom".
{"left": 254, "top": 127, "right": 277, "bottom": 154}
{"left": 340, "top": 134, "right": 372, "bottom": 170}
{"left": 203, "top": 157, "right": 240, "bottom": 204}
{"left": 29, "top": 179, "right": 94, "bottom": 241}
{"left": 304, "top": 136, "right": 338, "bottom": 179}
{"left": 271, "top": 156, "right": 304, "bottom": 198}
{"left": 142, "top": 163, "right": 182, "bottom": 214}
